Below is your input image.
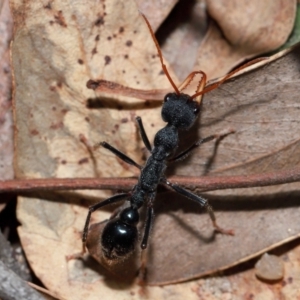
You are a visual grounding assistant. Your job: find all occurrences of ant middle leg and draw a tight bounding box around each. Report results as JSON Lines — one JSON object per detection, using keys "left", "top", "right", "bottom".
{"left": 82, "top": 193, "right": 130, "bottom": 253}
{"left": 100, "top": 141, "right": 142, "bottom": 169}
{"left": 163, "top": 180, "right": 234, "bottom": 236}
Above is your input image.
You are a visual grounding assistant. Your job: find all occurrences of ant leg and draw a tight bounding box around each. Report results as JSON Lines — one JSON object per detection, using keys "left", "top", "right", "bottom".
{"left": 169, "top": 129, "right": 235, "bottom": 162}
{"left": 136, "top": 116, "right": 152, "bottom": 152}
{"left": 139, "top": 194, "right": 155, "bottom": 283}
{"left": 169, "top": 135, "right": 217, "bottom": 162}
{"left": 163, "top": 180, "right": 234, "bottom": 235}
{"left": 82, "top": 193, "right": 130, "bottom": 253}
{"left": 100, "top": 141, "right": 142, "bottom": 169}
{"left": 141, "top": 206, "right": 154, "bottom": 250}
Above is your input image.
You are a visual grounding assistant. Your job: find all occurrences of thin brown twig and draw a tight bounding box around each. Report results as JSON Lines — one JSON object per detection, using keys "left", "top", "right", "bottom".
{"left": 0, "top": 167, "right": 299, "bottom": 194}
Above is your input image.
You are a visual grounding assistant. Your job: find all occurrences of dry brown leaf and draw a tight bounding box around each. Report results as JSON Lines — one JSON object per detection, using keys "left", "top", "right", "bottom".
{"left": 11, "top": 0, "right": 172, "bottom": 181}
{"left": 136, "top": 0, "right": 178, "bottom": 31}
{"left": 10, "top": 0, "right": 300, "bottom": 297}
{"left": 158, "top": 0, "right": 208, "bottom": 81}
{"left": 0, "top": 0, "right": 13, "bottom": 183}
{"left": 11, "top": 0, "right": 181, "bottom": 298}
{"left": 28, "top": 282, "right": 66, "bottom": 300}
{"left": 193, "top": 240, "right": 300, "bottom": 299}
{"left": 160, "top": 0, "right": 296, "bottom": 80}
{"left": 195, "top": 0, "right": 296, "bottom": 78}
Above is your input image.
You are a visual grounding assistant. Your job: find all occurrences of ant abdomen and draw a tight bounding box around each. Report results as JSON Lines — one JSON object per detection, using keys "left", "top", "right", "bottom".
{"left": 101, "top": 207, "right": 139, "bottom": 259}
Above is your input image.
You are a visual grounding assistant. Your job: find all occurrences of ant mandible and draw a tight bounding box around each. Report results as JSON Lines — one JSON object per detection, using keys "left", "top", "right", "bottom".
{"left": 82, "top": 14, "right": 244, "bottom": 266}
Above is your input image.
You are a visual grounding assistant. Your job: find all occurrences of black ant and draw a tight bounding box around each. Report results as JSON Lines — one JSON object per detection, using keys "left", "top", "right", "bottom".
{"left": 82, "top": 14, "right": 262, "bottom": 273}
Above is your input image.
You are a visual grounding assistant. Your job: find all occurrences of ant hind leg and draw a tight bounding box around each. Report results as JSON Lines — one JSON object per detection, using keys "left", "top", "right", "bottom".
{"left": 82, "top": 193, "right": 130, "bottom": 253}
{"left": 163, "top": 180, "right": 234, "bottom": 236}
{"left": 138, "top": 194, "right": 155, "bottom": 284}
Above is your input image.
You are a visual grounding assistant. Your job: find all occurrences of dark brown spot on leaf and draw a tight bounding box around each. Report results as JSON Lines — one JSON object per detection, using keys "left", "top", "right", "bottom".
{"left": 126, "top": 40, "right": 132, "bottom": 47}
{"left": 54, "top": 11, "right": 67, "bottom": 27}
{"left": 95, "top": 34, "right": 100, "bottom": 41}
{"left": 107, "top": 36, "right": 112, "bottom": 41}
{"left": 44, "top": 3, "right": 51, "bottom": 9}
{"left": 50, "top": 122, "right": 63, "bottom": 130}
{"left": 95, "top": 16, "right": 104, "bottom": 26}
{"left": 119, "top": 26, "right": 124, "bottom": 33}
{"left": 61, "top": 160, "right": 67, "bottom": 164}
{"left": 121, "top": 118, "right": 128, "bottom": 123}
{"left": 124, "top": 54, "right": 128, "bottom": 59}
{"left": 92, "top": 47, "right": 97, "bottom": 55}
{"left": 104, "top": 55, "right": 111, "bottom": 65}
{"left": 78, "top": 158, "right": 89, "bottom": 164}
{"left": 78, "top": 59, "right": 84, "bottom": 64}
{"left": 31, "top": 129, "right": 39, "bottom": 135}
{"left": 57, "top": 82, "right": 62, "bottom": 88}
{"left": 287, "top": 277, "right": 293, "bottom": 284}
{"left": 85, "top": 117, "right": 90, "bottom": 122}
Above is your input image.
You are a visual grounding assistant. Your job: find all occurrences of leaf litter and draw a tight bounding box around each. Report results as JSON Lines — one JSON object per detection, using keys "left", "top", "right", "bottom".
{"left": 9, "top": 0, "right": 300, "bottom": 298}
{"left": 159, "top": 0, "right": 296, "bottom": 80}
{"left": 0, "top": 0, "right": 14, "bottom": 187}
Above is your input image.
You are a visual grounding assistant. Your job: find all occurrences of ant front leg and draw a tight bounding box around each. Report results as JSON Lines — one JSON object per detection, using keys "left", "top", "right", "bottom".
{"left": 169, "top": 129, "right": 235, "bottom": 162}
{"left": 82, "top": 193, "right": 130, "bottom": 253}
{"left": 100, "top": 141, "right": 142, "bottom": 169}
{"left": 136, "top": 116, "right": 152, "bottom": 152}
{"left": 163, "top": 180, "right": 234, "bottom": 236}
{"left": 169, "top": 135, "right": 217, "bottom": 162}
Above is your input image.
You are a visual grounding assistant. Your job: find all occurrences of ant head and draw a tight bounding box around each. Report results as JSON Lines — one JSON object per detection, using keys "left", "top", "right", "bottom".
{"left": 161, "top": 93, "right": 200, "bottom": 129}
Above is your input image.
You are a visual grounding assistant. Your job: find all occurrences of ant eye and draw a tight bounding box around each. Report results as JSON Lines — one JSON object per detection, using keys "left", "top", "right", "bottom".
{"left": 164, "top": 93, "right": 172, "bottom": 102}
{"left": 194, "top": 107, "right": 200, "bottom": 114}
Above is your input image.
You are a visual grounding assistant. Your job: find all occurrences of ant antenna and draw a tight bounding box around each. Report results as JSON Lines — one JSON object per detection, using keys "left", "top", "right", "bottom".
{"left": 178, "top": 71, "right": 207, "bottom": 104}
{"left": 190, "top": 57, "right": 268, "bottom": 99}
{"left": 141, "top": 13, "right": 180, "bottom": 95}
